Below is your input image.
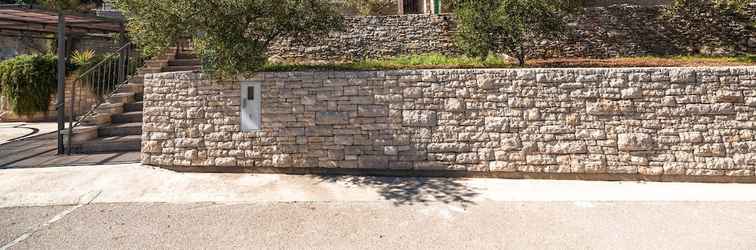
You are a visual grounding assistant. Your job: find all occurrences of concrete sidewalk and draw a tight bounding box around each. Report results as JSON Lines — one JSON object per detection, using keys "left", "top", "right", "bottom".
{"left": 2, "top": 163, "right": 756, "bottom": 208}
{"left": 0, "top": 122, "right": 57, "bottom": 145}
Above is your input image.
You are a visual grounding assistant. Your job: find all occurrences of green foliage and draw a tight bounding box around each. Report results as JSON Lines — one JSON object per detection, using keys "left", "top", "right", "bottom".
{"left": 452, "top": 0, "right": 581, "bottom": 66}
{"left": 263, "top": 53, "right": 512, "bottom": 71}
{"left": 115, "top": 0, "right": 344, "bottom": 77}
{"left": 344, "top": 0, "right": 397, "bottom": 15}
{"left": 0, "top": 54, "right": 58, "bottom": 114}
{"left": 71, "top": 49, "right": 95, "bottom": 66}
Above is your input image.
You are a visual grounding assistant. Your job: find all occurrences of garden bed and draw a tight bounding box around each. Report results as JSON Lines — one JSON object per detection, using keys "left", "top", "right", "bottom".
{"left": 262, "top": 54, "right": 755, "bottom": 72}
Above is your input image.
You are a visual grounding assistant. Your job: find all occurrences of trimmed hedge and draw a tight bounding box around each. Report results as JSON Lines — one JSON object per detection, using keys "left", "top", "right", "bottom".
{"left": 0, "top": 54, "right": 87, "bottom": 115}
{"left": 0, "top": 54, "right": 58, "bottom": 115}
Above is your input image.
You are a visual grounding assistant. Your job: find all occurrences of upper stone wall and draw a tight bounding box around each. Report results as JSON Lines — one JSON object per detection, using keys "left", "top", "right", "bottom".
{"left": 268, "top": 4, "right": 755, "bottom": 63}
{"left": 268, "top": 14, "right": 457, "bottom": 63}
{"left": 142, "top": 66, "right": 756, "bottom": 182}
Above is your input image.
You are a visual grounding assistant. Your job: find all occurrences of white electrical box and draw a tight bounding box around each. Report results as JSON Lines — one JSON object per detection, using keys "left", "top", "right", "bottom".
{"left": 241, "top": 81, "right": 262, "bottom": 131}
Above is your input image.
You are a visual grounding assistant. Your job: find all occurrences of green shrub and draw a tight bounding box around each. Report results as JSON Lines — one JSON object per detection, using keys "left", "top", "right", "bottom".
{"left": 0, "top": 54, "right": 58, "bottom": 114}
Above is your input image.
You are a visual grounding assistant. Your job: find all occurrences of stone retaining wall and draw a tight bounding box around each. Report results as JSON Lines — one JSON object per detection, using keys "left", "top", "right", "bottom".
{"left": 268, "top": 4, "right": 755, "bottom": 62}
{"left": 143, "top": 67, "right": 756, "bottom": 182}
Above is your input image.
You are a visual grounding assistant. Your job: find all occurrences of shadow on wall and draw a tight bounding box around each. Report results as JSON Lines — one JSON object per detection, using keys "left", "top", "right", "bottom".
{"left": 316, "top": 175, "right": 480, "bottom": 207}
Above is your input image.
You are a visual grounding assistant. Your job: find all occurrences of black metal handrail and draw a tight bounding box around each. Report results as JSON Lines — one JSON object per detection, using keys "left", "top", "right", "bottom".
{"left": 66, "top": 42, "right": 144, "bottom": 154}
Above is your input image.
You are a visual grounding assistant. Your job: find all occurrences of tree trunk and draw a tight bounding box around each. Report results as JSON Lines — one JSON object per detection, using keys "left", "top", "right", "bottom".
{"left": 516, "top": 46, "right": 526, "bottom": 67}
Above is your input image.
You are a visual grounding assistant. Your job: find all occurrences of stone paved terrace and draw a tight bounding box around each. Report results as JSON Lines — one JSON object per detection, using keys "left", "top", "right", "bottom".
{"left": 0, "top": 123, "right": 139, "bottom": 169}
{"left": 141, "top": 66, "right": 756, "bottom": 182}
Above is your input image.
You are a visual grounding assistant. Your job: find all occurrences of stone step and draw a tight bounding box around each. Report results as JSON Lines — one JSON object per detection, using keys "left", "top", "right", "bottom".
{"left": 124, "top": 101, "right": 143, "bottom": 112}
{"left": 75, "top": 135, "right": 141, "bottom": 153}
{"left": 138, "top": 67, "right": 163, "bottom": 74}
{"left": 108, "top": 92, "right": 135, "bottom": 104}
{"left": 117, "top": 84, "right": 144, "bottom": 95}
{"left": 174, "top": 53, "right": 198, "bottom": 60}
{"left": 111, "top": 111, "right": 143, "bottom": 124}
{"left": 62, "top": 126, "right": 99, "bottom": 146}
{"left": 128, "top": 75, "right": 145, "bottom": 84}
{"left": 144, "top": 59, "right": 169, "bottom": 66}
{"left": 79, "top": 113, "right": 111, "bottom": 126}
{"left": 164, "top": 65, "right": 201, "bottom": 72}
{"left": 168, "top": 58, "right": 201, "bottom": 66}
{"left": 96, "top": 102, "right": 124, "bottom": 115}
{"left": 98, "top": 122, "right": 143, "bottom": 137}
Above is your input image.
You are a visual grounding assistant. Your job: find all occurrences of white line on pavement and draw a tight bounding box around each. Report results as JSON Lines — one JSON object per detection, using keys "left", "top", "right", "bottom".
{"left": 0, "top": 190, "right": 101, "bottom": 250}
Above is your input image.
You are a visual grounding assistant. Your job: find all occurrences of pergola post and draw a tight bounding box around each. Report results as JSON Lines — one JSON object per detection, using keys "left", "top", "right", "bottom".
{"left": 55, "top": 10, "right": 66, "bottom": 155}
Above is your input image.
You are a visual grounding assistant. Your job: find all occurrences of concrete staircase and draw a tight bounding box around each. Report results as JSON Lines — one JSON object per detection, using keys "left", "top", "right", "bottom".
{"left": 66, "top": 48, "right": 200, "bottom": 154}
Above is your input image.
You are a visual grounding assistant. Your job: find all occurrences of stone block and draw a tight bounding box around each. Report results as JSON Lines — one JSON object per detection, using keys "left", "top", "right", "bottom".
{"left": 316, "top": 112, "right": 349, "bottom": 125}
{"left": 357, "top": 105, "right": 387, "bottom": 117}
{"left": 621, "top": 87, "right": 642, "bottom": 99}
{"left": 540, "top": 125, "right": 574, "bottom": 134}
{"left": 427, "top": 143, "right": 471, "bottom": 153}
{"left": 214, "top": 157, "right": 237, "bottom": 167}
{"left": 526, "top": 155, "right": 557, "bottom": 165}
{"left": 489, "top": 161, "right": 517, "bottom": 172}
{"left": 484, "top": 117, "right": 508, "bottom": 132}
{"left": 334, "top": 135, "right": 354, "bottom": 145}
{"left": 541, "top": 141, "right": 587, "bottom": 155}
{"left": 358, "top": 156, "right": 389, "bottom": 169}
{"left": 501, "top": 136, "right": 522, "bottom": 151}
{"left": 143, "top": 141, "right": 162, "bottom": 153}
{"left": 403, "top": 87, "right": 423, "bottom": 98}
{"left": 617, "top": 133, "right": 654, "bottom": 151}
{"left": 694, "top": 144, "right": 726, "bottom": 157}
{"left": 402, "top": 110, "right": 437, "bottom": 127}
{"left": 456, "top": 153, "right": 479, "bottom": 164}
{"left": 305, "top": 127, "right": 334, "bottom": 137}
{"left": 445, "top": 98, "right": 465, "bottom": 112}
{"left": 746, "top": 97, "right": 756, "bottom": 107}
{"left": 272, "top": 154, "right": 293, "bottom": 168}
{"left": 679, "top": 132, "right": 704, "bottom": 144}
{"left": 587, "top": 100, "right": 634, "bottom": 115}
{"left": 576, "top": 129, "right": 607, "bottom": 140}
{"left": 715, "top": 90, "right": 743, "bottom": 103}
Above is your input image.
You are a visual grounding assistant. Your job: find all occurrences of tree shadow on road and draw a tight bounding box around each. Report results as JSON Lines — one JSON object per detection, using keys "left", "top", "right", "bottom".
{"left": 316, "top": 175, "right": 480, "bottom": 207}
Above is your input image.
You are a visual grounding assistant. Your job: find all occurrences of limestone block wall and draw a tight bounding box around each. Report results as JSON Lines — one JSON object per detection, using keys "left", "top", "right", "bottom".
{"left": 267, "top": 4, "right": 755, "bottom": 62}
{"left": 143, "top": 67, "right": 756, "bottom": 181}
{"left": 268, "top": 14, "right": 457, "bottom": 63}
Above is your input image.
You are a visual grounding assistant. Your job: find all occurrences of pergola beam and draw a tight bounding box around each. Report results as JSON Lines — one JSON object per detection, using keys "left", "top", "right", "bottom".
{"left": 0, "top": 5, "right": 124, "bottom": 155}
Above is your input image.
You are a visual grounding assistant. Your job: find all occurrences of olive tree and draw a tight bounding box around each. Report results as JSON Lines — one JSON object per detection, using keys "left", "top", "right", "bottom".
{"left": 453, "top": 0, "right": 582, "bottom": 66}
{"left": 114, "top": 0, "right": 344, "bottom": 76}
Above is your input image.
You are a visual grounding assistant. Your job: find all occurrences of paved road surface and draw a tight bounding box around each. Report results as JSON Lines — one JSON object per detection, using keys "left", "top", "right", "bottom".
{"left": 2, "top": 164, "right": 756, "bottom": 249}
{"left": 2, "top": 202, "right": 755, "bottom": 249}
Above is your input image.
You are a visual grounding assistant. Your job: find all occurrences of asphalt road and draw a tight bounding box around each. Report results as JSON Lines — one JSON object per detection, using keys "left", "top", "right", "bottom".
{"left": 3, "top": 201, "right": 756, "bottom": 250}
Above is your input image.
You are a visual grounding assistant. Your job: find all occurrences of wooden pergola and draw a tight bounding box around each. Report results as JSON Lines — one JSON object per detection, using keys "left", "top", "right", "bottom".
{"left": 0, "top": 4, "right": 124, "bottom": 154}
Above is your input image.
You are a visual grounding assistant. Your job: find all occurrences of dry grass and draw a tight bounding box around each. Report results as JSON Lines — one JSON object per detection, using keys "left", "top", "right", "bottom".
{"left": 528, "top": 55, "right": 755, "bottom": 68}
{"left": 262, "top": 53, "right": 755, "bottom": 72}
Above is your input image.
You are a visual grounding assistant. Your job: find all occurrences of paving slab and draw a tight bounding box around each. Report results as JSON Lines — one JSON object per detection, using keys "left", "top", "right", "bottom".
{"left": 0, "top": 129, "right": 139, "bottom": 169}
